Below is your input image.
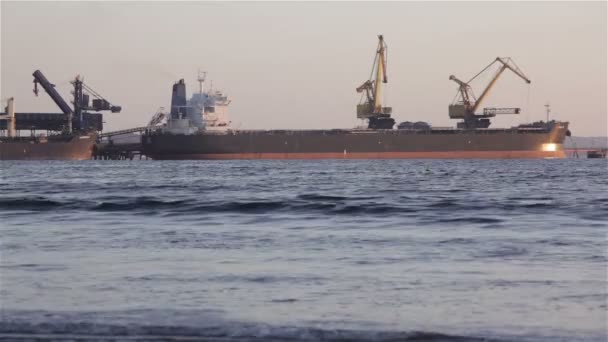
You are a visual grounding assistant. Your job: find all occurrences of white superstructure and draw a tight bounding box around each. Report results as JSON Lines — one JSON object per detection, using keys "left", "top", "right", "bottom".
{"left": 159, "top": 72, "right": 231, "bottom": 134}
{"left": 188, "top": 72, "right": 231, "bottom": 130}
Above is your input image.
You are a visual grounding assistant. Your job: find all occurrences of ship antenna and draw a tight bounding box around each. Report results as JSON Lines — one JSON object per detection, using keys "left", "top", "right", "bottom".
{"left": 197, "top": 69, "right": 207, "bottom": 94}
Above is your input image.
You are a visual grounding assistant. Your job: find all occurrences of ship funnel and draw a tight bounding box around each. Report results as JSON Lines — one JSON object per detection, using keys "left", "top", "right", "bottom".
{"left": 171, "top": 79, "right": 188, "bottom": 119}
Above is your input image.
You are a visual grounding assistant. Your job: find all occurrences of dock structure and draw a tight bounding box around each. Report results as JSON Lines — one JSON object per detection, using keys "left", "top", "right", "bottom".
{"left": 94, "top": 127, "right": 147, "bottom": 160}
{"left": 93, "top": 142, "right": 143, "bottom": 160}
{"left": 99, "top": 126, "right": 147, "bottom": 138}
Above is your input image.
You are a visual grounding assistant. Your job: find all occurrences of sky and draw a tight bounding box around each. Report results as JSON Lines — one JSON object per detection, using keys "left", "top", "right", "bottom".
{"left": 1, "top": 1, "right": 606, "bottom": 136}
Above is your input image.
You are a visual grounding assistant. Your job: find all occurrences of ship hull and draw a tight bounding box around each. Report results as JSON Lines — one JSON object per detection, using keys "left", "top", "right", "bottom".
{"left": 150, "top": 151, "right": 564, "bottom": 159}
{"left": 142, "top": 123, "right": 569, "bottom": 160}
{"left": 0, "top": 134, "right": 95, "bottom": 160}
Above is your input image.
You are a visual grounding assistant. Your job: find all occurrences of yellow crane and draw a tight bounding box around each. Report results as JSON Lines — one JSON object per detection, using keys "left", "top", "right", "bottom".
{"left": 356, "top": 35, "right": 394, "bottom": 129}
{"left": 449, "top": 57, "right": 531, "bottom": 129}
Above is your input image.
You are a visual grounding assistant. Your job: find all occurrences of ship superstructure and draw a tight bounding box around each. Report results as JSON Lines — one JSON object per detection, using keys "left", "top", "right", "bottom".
{"left": 158, "top": 72, "right": 231, "bottom": 135}
{"left": 190, "top": 72, "right": 231, "bottom": 130}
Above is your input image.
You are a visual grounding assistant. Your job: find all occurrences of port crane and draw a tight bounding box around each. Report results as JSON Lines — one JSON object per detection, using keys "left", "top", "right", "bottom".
{"left": 71, "top": 75, "right": 122, "bottom": 132}
{"left": 356, "top": 35, "right": 394, "bottom": 129}
{"left": 449, "top": 57, "right": 531, "bottom": 129}
{"left": 33, "top": 70, "right": 121, "bottom": 133}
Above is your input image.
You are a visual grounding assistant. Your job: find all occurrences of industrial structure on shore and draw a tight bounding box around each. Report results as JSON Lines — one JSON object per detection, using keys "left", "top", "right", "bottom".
{"left": 0, "top": 70, "right": 121, "bottom": 160}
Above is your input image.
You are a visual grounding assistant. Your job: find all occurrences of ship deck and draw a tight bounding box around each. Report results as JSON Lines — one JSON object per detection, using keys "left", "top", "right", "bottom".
{"left": 164, "top": 127, "right": 554, "bottom": 136}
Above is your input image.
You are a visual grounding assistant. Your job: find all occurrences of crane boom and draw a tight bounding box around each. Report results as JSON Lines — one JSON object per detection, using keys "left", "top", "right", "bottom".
{"left": 373, "top": 35, "right": 388, "bottom": 112}
{"left": 32, "top": 70, "right": 73, "bottom": 115}
{"left": 449, "top": 75, "right": 474, "bottom": 110}
{"left": 471, "top": 57, "right": 531, "bottom": 114}
{"left": 356, "top": 80, "right": 374, "bottom": 105}
{"left": 471, "top": 65, "right": 507, "bottom": 114}
{"left": 497, "top": 57, "right": 531, "bottom": 84}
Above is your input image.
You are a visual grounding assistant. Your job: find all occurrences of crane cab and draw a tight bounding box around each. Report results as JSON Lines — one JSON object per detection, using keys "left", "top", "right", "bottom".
{"left": 448, "top": 104, "right": 467, "bottom": 119}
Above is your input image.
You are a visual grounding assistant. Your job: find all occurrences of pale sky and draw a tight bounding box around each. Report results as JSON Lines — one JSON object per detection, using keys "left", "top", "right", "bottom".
{"left": 2, "top": 1, "right": 606, "bottom": 136}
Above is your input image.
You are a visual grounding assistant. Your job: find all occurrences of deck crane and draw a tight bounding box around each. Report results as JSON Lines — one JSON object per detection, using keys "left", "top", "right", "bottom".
{"left": 356, "top": 35, "right": 394, "bottom": 129}
{"left": 449, "top": 57, "right": 531, "bottom": 129}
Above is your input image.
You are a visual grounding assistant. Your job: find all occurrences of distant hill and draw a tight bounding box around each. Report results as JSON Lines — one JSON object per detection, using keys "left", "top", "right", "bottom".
{"left": 565, "top": 136, "right": 608, "bottom": 149}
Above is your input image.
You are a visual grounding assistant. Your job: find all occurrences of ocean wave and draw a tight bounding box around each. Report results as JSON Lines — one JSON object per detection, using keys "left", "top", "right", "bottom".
{"left": 0, "top": 197, "right": 67, "bottom": 210}
{"left": 95, "top": 198, "right": 190, "bottom": 211}
{"left": 0, "top": 319, "right": 505, "bottom": 342}
{"left": 477, "top": 246, "right": 528, "bottom": 258}
{"left": 0, "top": 191, "right": 605, "bottom": 222}
{"left": 437, "top": 238, "right": 477, "bottom": 245}
{"left": 0, "top": 196, "right": 411, "bottom": 216}
{"left": 436, "top": 217, "right": 503, "bottom": 224}
{"left": 208, "top": 274, "right": 329, "bottom": 285}
{"left": 0, "top": 263, "right": 69, "bottom": 272}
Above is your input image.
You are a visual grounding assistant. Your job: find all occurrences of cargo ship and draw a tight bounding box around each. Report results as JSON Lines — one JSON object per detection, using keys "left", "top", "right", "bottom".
{"left": 142, "top": 36, "right": 570, "bottom": 160}
{"left": 0, "top": 131, "right": 95, "bottom": 161}
{"left": 0, "top": 70, "right": 121, "bottom": 160}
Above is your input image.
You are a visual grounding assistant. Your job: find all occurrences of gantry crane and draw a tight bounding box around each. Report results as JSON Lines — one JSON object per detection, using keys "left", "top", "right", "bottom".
{"left": 449, "top": 57, "right": 531, "bottom": 129}
{"left": 356, "top": 35, "right": 394, "bottom": 129}
{"left": 33, "top": 70, "right": 121, "bottom": 133}
{"left": 71, "top": 75, "right": 121, "bottom": 132}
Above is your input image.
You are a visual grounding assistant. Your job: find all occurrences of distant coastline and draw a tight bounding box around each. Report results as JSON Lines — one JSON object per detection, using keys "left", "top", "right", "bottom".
{"left": 565, "top": 136, "right": 608, "bottom": 149}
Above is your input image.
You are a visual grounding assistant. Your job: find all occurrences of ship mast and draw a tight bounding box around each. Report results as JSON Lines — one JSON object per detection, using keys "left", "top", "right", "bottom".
{"left": 197, "top": 70, "right": 206, "bottom": 95}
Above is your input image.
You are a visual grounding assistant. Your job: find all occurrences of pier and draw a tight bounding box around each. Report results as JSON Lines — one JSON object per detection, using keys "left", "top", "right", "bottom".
{"left": 93, "top": 142, "right": 144, "bottom": 160}
{"left": 94, "top": 127, "right": 146, "bottom": 160}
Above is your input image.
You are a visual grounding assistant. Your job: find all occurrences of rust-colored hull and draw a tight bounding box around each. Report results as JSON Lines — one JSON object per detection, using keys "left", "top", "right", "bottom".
{"left": 0, "top": 134, "right": 95, "bottom": 160}
{"left": 155, "top": 150, "right": 566, "bottom": 160}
